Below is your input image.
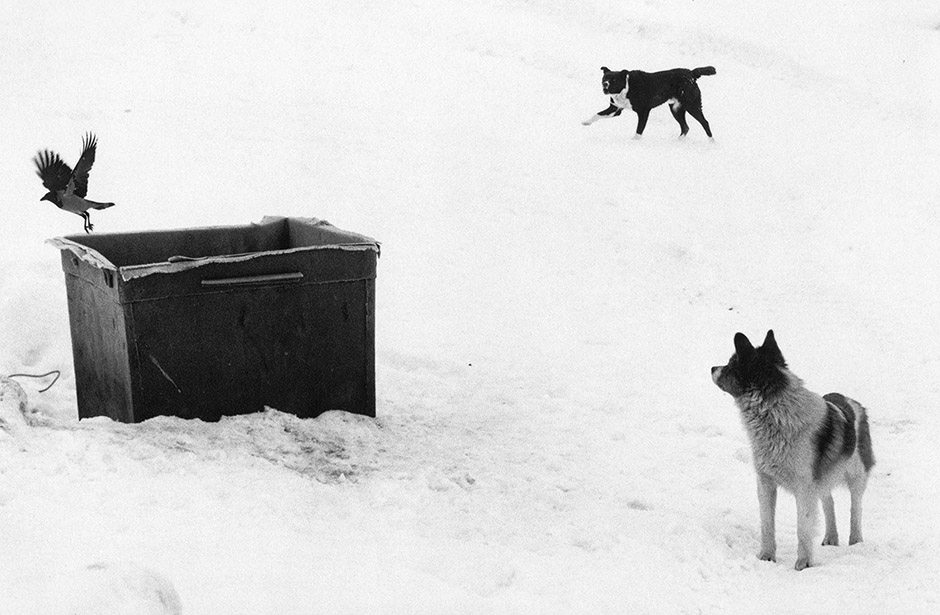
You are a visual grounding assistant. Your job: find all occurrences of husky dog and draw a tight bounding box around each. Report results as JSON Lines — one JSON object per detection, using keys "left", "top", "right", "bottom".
{"left": 711, "top": 330, "right": 875, "bottom": 570}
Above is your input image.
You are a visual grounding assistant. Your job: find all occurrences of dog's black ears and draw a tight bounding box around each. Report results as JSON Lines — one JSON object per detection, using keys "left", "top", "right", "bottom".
{"left": 733, "top": 332, "right": 756, "bottom": 362}
{"left": 760, "top": 329, "right": 786, "bottom": 365}
{"left": 734, "top": 330, "right": 786, "bottom": 366}
{"left": 601, "top": 66, "right": 610, "bottom": 73}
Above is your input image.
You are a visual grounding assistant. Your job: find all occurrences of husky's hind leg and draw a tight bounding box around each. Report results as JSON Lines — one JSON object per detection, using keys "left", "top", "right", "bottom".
{"left": 849, "top": 405, "right": 875, "bottom": 545}
{"left": 848, "top": 471, "right": 868, "bottom": 545}
{"left": 821, "top": 492, "right": 839, "bottom": 546}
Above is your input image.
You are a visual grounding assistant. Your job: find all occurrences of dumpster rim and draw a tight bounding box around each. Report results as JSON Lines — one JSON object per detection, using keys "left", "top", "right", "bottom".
{"left": 47, "top": 217, "right": 380, "bottom": 282}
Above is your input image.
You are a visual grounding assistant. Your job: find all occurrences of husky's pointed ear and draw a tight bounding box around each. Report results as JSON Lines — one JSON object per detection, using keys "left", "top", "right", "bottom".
{"left": 734, "top": 332, "right": 756, "bottom": 361}
{"left": 601, "top": 66, "right": 610, "bottom": 73}
{"left": 760, "top": 329, "right": 787, "bottom": 365}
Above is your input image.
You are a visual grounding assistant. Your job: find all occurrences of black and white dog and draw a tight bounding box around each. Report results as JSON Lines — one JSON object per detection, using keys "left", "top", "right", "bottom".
{"left": 583, "top": 66, "right": 716, "bottom": 138}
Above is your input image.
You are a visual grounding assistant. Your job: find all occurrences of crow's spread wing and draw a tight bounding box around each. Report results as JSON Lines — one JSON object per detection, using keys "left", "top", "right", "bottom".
{"left": 33, "top": 150, "right": 72, "bottom": 193}
{"left": 71, "top": 132, "right": 98, "bottom": 197}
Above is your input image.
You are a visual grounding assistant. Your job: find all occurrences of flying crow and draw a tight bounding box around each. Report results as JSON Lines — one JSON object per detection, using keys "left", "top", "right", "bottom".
{"left": 34, "top": 133, "right": 114, "bottom": 233}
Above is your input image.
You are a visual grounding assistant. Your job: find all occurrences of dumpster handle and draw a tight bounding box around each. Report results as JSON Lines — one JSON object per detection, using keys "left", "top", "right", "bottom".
{"left": 201, "top": 272, "right": 304, "bottom": 287}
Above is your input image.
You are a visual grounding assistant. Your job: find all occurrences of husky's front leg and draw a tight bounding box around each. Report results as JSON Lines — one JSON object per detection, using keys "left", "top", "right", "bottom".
{"left": 794, "top": 487, "right": 819, "bottom": 570}
{"left": 756, "top": 472, "right": 777, "bottom": 562}
{"left": 582, "top": 102, "right": 623, "bottom": 125}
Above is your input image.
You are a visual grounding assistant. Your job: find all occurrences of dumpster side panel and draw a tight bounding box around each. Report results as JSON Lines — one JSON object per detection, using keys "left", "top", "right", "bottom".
{"left": 61, "top": 258, "right": 134, "bottom": 422}
{"left": 128, "top": 279, "right": 375, "bottom": 421}
{"left": 364, "top": 277, "right": 376, "bottom": 415}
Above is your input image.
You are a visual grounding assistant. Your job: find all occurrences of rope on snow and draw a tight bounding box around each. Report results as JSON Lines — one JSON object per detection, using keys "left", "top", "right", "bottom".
{"left": 5, "top": 370, "right": 61, "bottom": 393}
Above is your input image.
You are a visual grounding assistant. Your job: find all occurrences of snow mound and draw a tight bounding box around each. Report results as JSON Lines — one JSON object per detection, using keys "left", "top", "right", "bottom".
{"left": 57, "top": 562, "right": 182, "bottom": 615}
{"left": 0, "top": 377, "right": 29, "bottom": 436}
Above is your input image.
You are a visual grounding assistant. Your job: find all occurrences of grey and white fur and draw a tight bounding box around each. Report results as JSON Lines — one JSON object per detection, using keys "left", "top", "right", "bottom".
{"left": 711, "top": 330, "right": 875, "bottom": 570}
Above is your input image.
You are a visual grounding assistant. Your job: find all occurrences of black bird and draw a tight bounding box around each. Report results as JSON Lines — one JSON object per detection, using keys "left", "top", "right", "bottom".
{"left": 34, "top": 133, "right": 114, "bottom": 233}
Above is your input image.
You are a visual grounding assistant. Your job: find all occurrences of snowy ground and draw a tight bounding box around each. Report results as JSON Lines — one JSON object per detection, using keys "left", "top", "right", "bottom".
{"left": 2, "top": 0, "right": 940, "bottom": 613}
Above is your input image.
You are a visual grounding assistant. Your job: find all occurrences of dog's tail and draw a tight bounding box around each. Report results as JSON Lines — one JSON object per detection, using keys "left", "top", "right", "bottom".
{"left": 692, "top": 66, "right": 716, "bottom": 79}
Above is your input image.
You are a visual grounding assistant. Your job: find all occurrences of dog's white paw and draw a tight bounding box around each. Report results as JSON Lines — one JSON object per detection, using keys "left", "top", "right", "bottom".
{"left": 757, "top": 550, "right": 776, "bottom": 563}
{"left": 582, "top": 116, "right": 598, "bottom": 126}
{"left": 794, "top": 557, "right": 812, "bottom": 571}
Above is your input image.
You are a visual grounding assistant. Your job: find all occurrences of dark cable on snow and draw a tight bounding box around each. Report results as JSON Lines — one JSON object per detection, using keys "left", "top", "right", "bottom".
{"left": 5, "top": 370, "right": 61, "bottom": 393}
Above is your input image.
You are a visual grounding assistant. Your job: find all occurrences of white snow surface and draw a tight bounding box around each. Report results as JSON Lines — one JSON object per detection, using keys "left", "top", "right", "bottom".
{"left": 2, "top": 0, "right": 940, "bottom": 613}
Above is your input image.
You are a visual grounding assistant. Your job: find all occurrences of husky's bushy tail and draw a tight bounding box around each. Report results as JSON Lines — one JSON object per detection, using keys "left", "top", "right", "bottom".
{"left": 692, "top": 66, "right": 717, "bottom": 79}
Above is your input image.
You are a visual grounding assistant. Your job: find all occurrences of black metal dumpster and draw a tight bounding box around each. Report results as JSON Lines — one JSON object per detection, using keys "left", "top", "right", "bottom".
{"left": 49, "top": 216, "right": 379, "bottom": 423}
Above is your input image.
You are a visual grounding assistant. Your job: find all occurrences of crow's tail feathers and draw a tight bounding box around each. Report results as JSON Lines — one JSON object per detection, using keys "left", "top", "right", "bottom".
{"left": 692, "top": 66, "right": 717, "bottom": 79}
{"left": 88, "top": 201, "right": 115, "bottom": 210}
